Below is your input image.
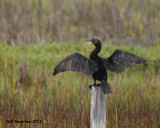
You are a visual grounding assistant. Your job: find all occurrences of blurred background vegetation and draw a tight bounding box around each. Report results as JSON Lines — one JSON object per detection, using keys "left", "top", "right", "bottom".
{"left": 0, "top": 43, "right": 160, "bottom": 127}
{"left": 0, "top": 0, "right": 160, "bottom": 128}
{"left": 0, "top": 0, "right": 160, "bottom": 46}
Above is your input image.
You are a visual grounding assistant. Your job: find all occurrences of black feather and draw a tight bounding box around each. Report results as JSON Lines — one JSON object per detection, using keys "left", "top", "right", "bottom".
{"left": 105, "top": 50, "right": 147, "bottom": 73}
{"left": 53, "top": 53, "right": 98, "bottom": 76}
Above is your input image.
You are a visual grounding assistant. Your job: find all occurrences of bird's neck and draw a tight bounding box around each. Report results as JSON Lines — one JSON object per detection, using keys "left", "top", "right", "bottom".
{"left": 90, "top": 43, "right": 101, "bottom": 59}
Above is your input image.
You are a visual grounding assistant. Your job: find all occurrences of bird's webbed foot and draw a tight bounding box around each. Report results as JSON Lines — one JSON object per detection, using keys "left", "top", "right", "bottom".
{"left": 89, "top": 85, "right": 93, "bottom": 89}
{"left": 89, "top": 84, "right": 101, "bottom": 89}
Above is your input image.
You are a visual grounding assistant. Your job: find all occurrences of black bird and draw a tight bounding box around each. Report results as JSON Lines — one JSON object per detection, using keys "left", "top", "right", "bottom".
{"left": 53, "top": 39, "right": 147, "bottom": 95}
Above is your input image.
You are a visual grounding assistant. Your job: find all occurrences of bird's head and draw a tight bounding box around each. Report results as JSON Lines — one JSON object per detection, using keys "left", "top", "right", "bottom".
{"left": 86, "top": 39, "right": 101, "bottom": 46}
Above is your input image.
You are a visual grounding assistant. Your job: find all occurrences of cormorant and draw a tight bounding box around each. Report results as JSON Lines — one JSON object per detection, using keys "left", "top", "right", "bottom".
{"left": 53, "top": 39, "right": 147, "bottom": 95}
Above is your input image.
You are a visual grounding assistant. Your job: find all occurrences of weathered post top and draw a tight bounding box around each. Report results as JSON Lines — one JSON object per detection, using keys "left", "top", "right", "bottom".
{"left": 90, "top": 85, "right": 107, "bottom": 128}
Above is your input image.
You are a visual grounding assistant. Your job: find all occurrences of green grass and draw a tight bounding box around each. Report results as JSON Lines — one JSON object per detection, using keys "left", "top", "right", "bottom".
{"left": 0, "top": 42, "right": 160, "bottom": 127}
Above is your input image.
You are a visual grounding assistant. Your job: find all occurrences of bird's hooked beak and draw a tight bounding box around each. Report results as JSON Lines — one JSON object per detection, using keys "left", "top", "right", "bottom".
{"left": 85, "top": 39, "right": 93, "bottom": 45}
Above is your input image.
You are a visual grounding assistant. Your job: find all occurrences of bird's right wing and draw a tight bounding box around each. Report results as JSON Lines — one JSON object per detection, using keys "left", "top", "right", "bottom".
{"left": 53, "top": 53, "right": 98, "bottom": 76}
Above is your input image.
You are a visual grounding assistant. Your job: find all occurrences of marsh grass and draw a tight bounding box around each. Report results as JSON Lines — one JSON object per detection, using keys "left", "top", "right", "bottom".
{"left": 0, "top": 0, "right": 160, "bottom": 46}
{"left": 0, "top": 42, "right": 160, "bottom": 127}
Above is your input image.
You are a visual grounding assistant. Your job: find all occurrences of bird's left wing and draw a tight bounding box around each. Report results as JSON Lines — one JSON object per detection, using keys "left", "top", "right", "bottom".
{"left": 104, "top": 50, "right": 147, "bottom": 73}
{"left": 53, "top": 53, "right": 98, "bottom": 76}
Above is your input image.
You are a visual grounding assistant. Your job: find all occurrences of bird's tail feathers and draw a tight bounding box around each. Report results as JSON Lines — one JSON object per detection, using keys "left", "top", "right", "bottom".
{"left": 101, "top": 80, "right": 112, "bottom": 95}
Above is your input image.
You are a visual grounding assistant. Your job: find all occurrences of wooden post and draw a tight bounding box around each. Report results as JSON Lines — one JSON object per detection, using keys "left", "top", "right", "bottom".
{"left": 90, "top": 85, "right": 107, "bottom": 128}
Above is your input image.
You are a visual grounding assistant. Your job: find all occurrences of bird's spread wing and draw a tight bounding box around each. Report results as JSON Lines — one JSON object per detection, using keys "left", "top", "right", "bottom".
{"left": 104, "top": 50, "right": 147, "bottom": 73}
{"left": 53, "top": 53, "right": 98, "bottom": 76}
